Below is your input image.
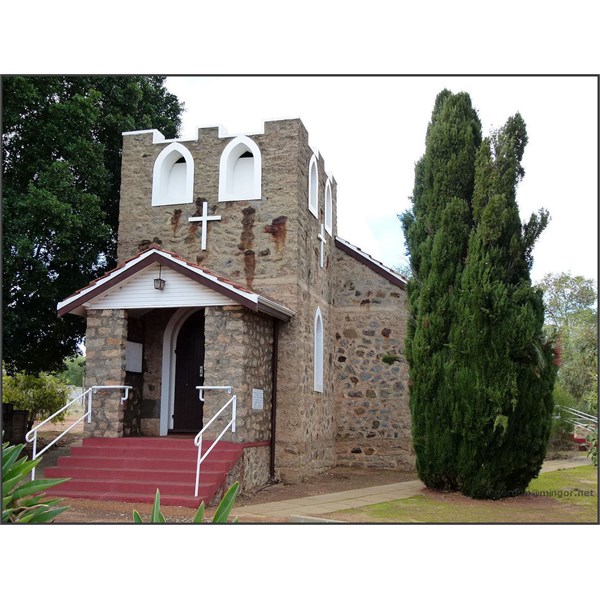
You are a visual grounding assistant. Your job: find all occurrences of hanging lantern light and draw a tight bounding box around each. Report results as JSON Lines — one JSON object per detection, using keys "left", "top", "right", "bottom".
{"left": 154, "top": 263, "right": 166, "bottom": 290}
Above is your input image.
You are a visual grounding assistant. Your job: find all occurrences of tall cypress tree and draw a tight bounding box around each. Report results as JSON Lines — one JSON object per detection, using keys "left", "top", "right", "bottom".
{"left": 450, "top": 115, "right": 556, "bottom": 498}
{"left": 402, "top": 91, "right": 557, "bottom": 498}
{"left": 401, "top": 90, "right": 482, "bottom": 490}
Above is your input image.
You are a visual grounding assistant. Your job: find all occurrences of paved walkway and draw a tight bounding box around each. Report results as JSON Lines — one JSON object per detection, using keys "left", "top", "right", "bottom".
{"left": 232, "top": 455, "right": 593, "bottom": 522}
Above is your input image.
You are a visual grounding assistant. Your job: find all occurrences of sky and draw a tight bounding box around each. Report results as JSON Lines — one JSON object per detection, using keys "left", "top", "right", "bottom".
{"left": 165, "top": 76, "right": 598, "bottom": 284}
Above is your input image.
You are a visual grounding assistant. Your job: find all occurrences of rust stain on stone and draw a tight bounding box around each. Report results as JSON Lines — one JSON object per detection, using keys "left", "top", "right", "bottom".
{"left": 240, "top": 206, "right": 256, "bottom": 250}
{"left": 171, "top": 209, "right": 182, "bottom": 234}
{"left": 244, "top": 249, "right": 256, "bottom": 289}
{"left": 264, "top": 216, "right": 288, "bottom": 252}
{"left": 238, "top": 207, "right": 256, "bottom": 288}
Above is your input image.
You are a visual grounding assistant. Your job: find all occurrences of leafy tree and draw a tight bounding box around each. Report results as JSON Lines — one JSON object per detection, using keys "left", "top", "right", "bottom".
{"left": 558, "top": 310, "right": 598, "bottom": 408}
{"left": 2, "top": 76, "right": 184, "bottom": 374}
{"left": 401, "top": 90, "right": 557, "bottom": 499}
{"left": 538, "top": 272, "right": 597, "bottom": 329}
{"left": 538, "top": 272, "right": 597, "bottom": 412}
{"left": 60, "top": 355, "right": 86, "bottom": 388}
{"left": 2, "top": 370, "right": 70, "bottom": 431}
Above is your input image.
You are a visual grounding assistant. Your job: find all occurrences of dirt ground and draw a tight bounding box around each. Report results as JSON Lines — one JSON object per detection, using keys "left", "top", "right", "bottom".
{"left": 28, "top": 411, "right": 417, "bottom": 523}
{"left": 25, "top": 408, "right": 589, "bottom": 524}
{"left": 48, "top": 465, "right": 417, "bottom": 524}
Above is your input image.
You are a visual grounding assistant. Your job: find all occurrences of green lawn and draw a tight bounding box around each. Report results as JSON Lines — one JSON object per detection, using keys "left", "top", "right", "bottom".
{"left": 327, "top": 465, "right": 598, "bottom": 523}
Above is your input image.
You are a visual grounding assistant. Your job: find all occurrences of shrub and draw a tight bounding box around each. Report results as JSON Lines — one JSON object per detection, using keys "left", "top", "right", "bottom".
{"left": 59, "top": 355, "right": 86, "bottom": 387}
{"left": 2, "top": 370, "right": 70, "bottom": 430}
{"left": 551, "top": 382, "right": 580, "bottom": 437}
{"left": 2, "top": 441, "right": 70, "bottom": 523}
{"left": 133, "top": 481, "right": 240, "bottom": 523}
{"left": 586, "top": 429, "right": 598, "bottom": 467}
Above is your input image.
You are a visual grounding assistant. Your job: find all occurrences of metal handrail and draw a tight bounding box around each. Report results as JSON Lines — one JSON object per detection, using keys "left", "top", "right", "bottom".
{"left": 554, "top": 404, "right": 598, "bottom": 444}
{"left": 25, "top": 385, "right": 132, "bottom": 480}
{"left": 197, "top": 385, "right": 232, "bottom": 404}
{"left": 555, "top": 405, "right": 597, "bottom": 425}
{"left": 193, "top": 388, "right": 236, "bottom": 497}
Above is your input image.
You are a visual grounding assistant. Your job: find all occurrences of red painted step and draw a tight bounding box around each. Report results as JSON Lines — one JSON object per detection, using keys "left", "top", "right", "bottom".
{"left": 44, "top": 436, "right": 245, "bottom": 508}
{"left": 53, "top": 455, "right": 235, "bottom": 471}
{"left": 44, "top": 489, "right": 219, "bottom": 509}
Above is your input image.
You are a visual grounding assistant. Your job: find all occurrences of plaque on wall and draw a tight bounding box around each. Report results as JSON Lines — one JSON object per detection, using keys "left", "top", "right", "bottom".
{"left": 252, "top": 388, "right": 264, "bottom": 410}
{"left": 126, "top": 341, "right": 143, "bottom": 373}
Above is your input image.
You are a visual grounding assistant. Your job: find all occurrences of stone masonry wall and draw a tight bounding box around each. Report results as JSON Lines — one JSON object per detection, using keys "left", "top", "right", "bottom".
{"left": 117, "top": 119, "right": 339, "bottom": 482}
{"left": 118, "top": 121, "right": 308, "bottom": 293}
{"left": 203, "top": 306, "right": 273, "bottom": 445}
{"left": 84, "top": 309, "right": 128, "bottom": 437}
{"left": 333, "top": 250, "right": 415, "bottom": 470}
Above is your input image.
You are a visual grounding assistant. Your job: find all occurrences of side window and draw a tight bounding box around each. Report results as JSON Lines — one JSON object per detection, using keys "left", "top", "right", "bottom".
{"left": 314, "top": 306, "right": 324, "bottom": 392}
{"left": 324, "top": 179, "right": 333, "bottom": 235}
{"left": 308, "top": 154, "right": 318, "bottom": 217}
{"left": 219, "top": 135, "right": 262, "bottom": 201}
{"left": 152, "top": 142, "right": 194, "bottom": 206}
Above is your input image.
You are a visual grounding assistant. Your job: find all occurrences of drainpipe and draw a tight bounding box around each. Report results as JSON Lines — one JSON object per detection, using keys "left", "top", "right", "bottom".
{"left": 269, "top": 318, "right": 279, "bottom": 479}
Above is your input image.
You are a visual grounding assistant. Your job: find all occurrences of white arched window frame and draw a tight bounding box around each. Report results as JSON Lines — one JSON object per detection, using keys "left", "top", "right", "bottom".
{"left": 314, "top": 306, "right": 324, "bottom": 393}
{"left": 324, "top": 178, "right": 333, "bottom": 235}
{"left": 152, "top": 142, "right": 194, "bottom": 206}
{"left": 308, "top": 154, "right": 318, "bottom": 218}
{"left": 219, "top": 135, "right": 262, "bottom": 202}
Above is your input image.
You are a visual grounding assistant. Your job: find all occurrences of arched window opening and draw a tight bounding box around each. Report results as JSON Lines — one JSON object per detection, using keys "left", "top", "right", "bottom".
{"left": 166, "top": 154, "right": 187, "bottom": 200}
{"left": 314, "top": 307, "right": 324, "bottom": 393}
{"left": 324, "top": 179, "right": 333, "bottom": 235}
{"left": 308, "top": 154, "right": 318, "bottom": 218}
{"left": 219, "top": 136, "right": 262, "bottom": 201}
{"left": 152, "top": 142, "right": 194, "bottom": 206}
{"left": 230, "top": 150, "right": 254, "bottom": 197}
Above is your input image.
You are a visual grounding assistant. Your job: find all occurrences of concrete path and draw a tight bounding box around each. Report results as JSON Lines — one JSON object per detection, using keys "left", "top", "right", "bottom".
{"left": 540, "top": 455, "right": 592, "bottom": 472}
{"left": 233, "top": 479, "right": 425, "bottom": 522}
{"left": 232, "top": 456, "right": 593, "bottom": 522}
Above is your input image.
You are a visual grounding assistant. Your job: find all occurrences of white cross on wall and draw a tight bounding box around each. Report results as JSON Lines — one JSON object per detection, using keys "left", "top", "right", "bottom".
{"left": 188, "top": 201, "right": 222, "bottom": 251}
{"left": 317, "top": 223, "right": 326, "bottom": 268}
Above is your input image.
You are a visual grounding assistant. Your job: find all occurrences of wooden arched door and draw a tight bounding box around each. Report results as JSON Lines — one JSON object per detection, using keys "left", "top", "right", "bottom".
{"left": 171, "top": 309, "right": 205, "bottom": 433}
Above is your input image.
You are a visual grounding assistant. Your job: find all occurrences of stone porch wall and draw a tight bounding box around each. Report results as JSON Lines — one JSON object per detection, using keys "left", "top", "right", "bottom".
{"left": 203, "top": 306, "right": 274, "bottom": 444}
{"left": 84, "top": 309, "right": 128, "bottom": 437}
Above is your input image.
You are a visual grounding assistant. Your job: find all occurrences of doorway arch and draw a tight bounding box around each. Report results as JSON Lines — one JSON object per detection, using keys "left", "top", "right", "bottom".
{"left": 160, "top": 307, "right": 205, "bottom": 435}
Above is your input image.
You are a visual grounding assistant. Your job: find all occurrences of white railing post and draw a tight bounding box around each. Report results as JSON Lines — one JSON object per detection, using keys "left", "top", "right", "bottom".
{"left": 232, "top": 395, "right": 237, "bottom": 433}
{"left": 193, "top": 386, "right": 236, "bottom": 497}
{"left": 31, "top": 434, "right": 38, "bottom": 481}
{"left": 194, "top": 432, "right": 203, "bottom": 498}
{"left": 87, "top": 388, "right": 93, "bottom": 423}
{"left": 26, "top": 385, "right": 131, "bottom": 480}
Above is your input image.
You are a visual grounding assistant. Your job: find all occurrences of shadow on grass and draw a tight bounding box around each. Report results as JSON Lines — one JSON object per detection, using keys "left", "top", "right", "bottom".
{"left": 326, "top": 465, "right": 598, "bottom": 524}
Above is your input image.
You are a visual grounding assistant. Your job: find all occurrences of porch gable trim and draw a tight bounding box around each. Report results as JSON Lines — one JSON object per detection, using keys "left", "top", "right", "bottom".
{"left": 57, "top": 247, "right": 294, "bottom": 321}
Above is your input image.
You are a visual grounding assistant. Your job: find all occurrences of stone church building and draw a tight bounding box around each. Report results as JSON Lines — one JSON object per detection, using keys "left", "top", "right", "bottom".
{"left": 58, "top": 118, "right": 414, "bottom": 495}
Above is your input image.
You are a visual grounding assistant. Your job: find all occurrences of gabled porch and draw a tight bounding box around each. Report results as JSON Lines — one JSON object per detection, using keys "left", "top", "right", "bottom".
{"left": 51, "top": 244, "right": 294, "bottom": 503}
